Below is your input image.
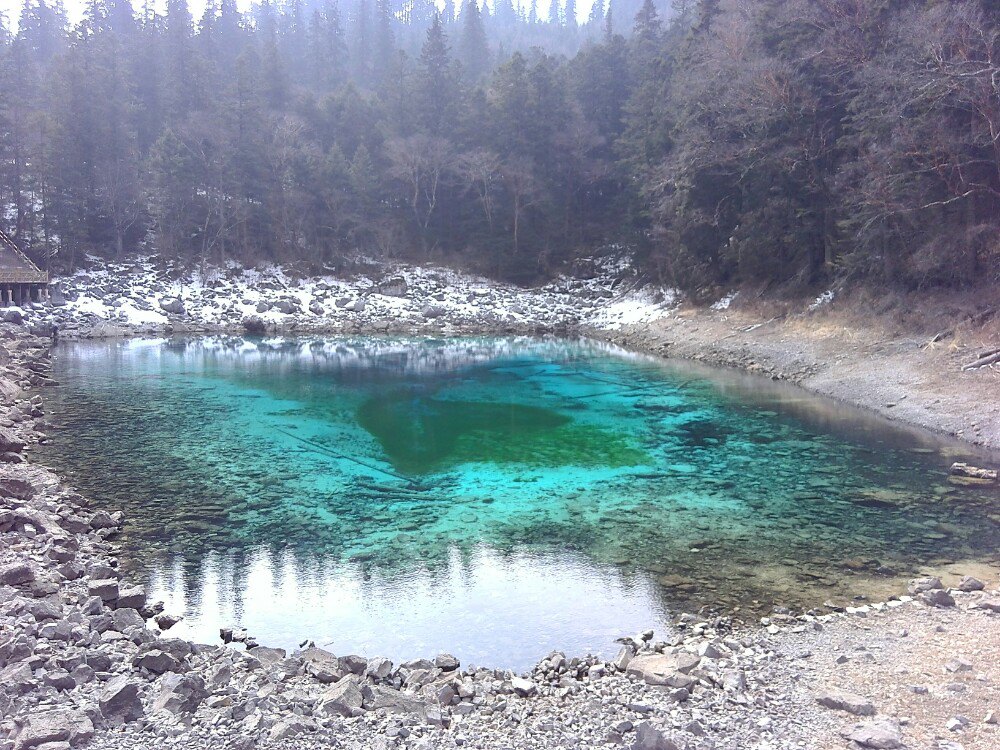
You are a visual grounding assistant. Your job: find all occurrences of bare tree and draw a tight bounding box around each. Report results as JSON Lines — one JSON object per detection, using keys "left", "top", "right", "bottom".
{"left": 386, "top": 135, "right": 455, "bottom": 251}
{"left": 500, "top": 156, "right": 541, "bottom": 256}
{"left": 456, "top": 148, "right": 502, "bottom": 232}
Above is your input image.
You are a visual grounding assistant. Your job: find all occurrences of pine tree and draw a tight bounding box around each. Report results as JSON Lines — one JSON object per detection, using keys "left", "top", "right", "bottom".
{"left": 415, "top": 14, "right": 457, "bottom": 136}
{"left": 547, "top": 0, "right": 560, "bottom": 26}
{"left": 458, "top": 0, "right": 489, "bottom": 82}
{"left": 564, "top": 0, "right": 576, "bottom": 30}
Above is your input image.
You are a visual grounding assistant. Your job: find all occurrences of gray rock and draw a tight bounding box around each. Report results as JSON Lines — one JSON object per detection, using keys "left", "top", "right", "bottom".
{"left": 434, "top": 653, "right": 460, "bottom": 671}
{"left": 14, "top": 710, "right": 94, "bottom": 750}
{"left": 154, "top": 613, "right": 182, "bottom": 630}
{"left": 87, "top": 579, "right": 119, "bottom": 602}
{"left": 151, "top": 672, "right": 207, "bottom": 714}
{"left": 115, "top": 585, "right": 146, "bottom": 610}
{"left": 88, "top": 511, "right": 119, "bottom": 530}
{"left": 268, "top": 717, "right": 315, "bottom": 741}
{"left": 421, "top": 305, "right": 446, "bottom": 319}
{"left": 510, "top": 676, "right": 537, "bottom": 697}
{"left": 247, "top": 645, "right": 286, "bottom": 667}
{"left": 907, "top": 576, "right": 942, "bottom": 594}
{"left": 1, "top": 562, "right": 36, "bottom": 586}
{"left": 367, "top": 685, "right": 428, "bottom": 714}
{"left": 366, "top": 655, "right": 393, "bottom": 680}
{"left": 98, "top": 675, "right": 144, "bottom": 724}
{"left": 376, "top": 277, "right": 408, "bottom": 297}
{"left": 631, "top": 722, "right": 679, "bottom": 750}
{"left": 339, "top": 653, "right": 368, "bottom": 675}
{"left": 298, "top": 647, "right": 343, "bottom": 683}
{"left": 815, "top": 688, "right": 876, "bottom": 716}
{"left": 315, "top": 675, "right": 363, "bottom": 717}
{"left": 158, "top": 298, "right": 185, "bottom": 315}
{"left": 957, "top": 576, "right": 985, "bottom": 592}
{"left": 842, "top": 719, "right": 904, "bottom": 749}
{"left": 626, "top": 653, "right": 700, "bottom": 688}
{"left": 133, "top": 649, "right": 182, "bottom": 675}
{"left": 274, "top": 299, "right": 299, "bottom": 314}
{"left": 42, "top": 669, "right": 76, "bottom": 691}
{"left": 0, "top": 427, "right": 25, "bottom": 453}
{"left": 919, "top": 589, "right": 956, "bottom": 608}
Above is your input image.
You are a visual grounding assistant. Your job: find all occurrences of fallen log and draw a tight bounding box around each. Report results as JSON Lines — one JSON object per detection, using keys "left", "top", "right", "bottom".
{"left": 960, "top": 348, "right": 1000, "bottom": 371}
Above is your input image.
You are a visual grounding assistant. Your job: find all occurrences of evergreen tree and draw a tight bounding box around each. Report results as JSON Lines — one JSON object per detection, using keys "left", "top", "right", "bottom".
{"left": 458, "top": 0, "right": 490, "bottom": 82}
{"left": 415, "top": 15, "right": 458, "bottom": 136}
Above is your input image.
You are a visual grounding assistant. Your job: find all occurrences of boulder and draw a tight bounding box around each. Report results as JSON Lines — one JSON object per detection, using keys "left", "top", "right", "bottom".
{"left": 115, "top": 585, "right": 146, "bottom": 610}
{"left": 0, "top": 477, "right": 37, "bottom": 500}
{"left": 1, "top": 562, "right": 36, "bottom": 586}
{"left": 421, "top": 305, "right": 446, "bottom": 319}
{"left": 87, "top": 579, "right": 119, "bottom": 602}
{"left": 247, "top": 645, "right": 286, "bottom": 667}
{"left": 907, "top": 576, "right": 942, "bottom": 595}
{"left": 510, "top": 676, "right": 537, "bottom": 697}
{"left": 339, "top": 654, "right": 368, "bottom": 675}
{"left": 151, "top": 672, "right": 207, "bottom": 714}
{"left": 919, "top": 589, "right": 955, "bottom": 608}
{"left": 158, "top": 298, "right": 185, "bottom": 315}
{"left": 632, "top": 722, "right": 679, "bottom": 750}
{"left": 133, "top": 649, "right": 182, "bottom": 675}
{"left": 367, "top": 685, "right": 427, "bottom": 714}
{"left": 154, "top": 613, "right": 182, "bottom": 630}
{"left": 298, "top": 647, "right": 343, "bottom": 683}
{"left": 434, "top": 653, "right": 460, "bottom": 671}
{"left": 98, "top": 675, "right": 144, "bottom": 724}
{"left": 842, "top": 719, "right": 904, "bottom": 749}
{"left": 0, "top": 427, "right": 24, "bottom": 453}
{"left": 274, "top": 299, "right": 300, "bottom": 314}
{"left": 376, "top": 277, "right": 408, "bottom": 297}
{"left": 957, "top": 576, "right": 985, "bottom": 592}
{"left": 316, "top": 675, "right": 364, "bottom": 717}
{"left": 14, "top": 710, "right": 94, "bottom": 750}
{"left": 366, "top": 656, "right": 393, "bottom": 680}
{"left": 626, "top": 652, "right": 700, "bottom": 688}
{"left": 268, "top": 717, "right": 315, "bottom": 741}
{"left": 815, "top": 688, "right": 876, "bottom": 716}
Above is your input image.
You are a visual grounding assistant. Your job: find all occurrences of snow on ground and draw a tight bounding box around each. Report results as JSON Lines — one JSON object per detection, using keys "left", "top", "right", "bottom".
{"left": 18, "top": 252, "right": 682, "bottom": 337}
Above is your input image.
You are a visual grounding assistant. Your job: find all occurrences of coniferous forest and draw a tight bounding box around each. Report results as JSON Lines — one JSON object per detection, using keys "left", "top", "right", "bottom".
{"left": 1, "top": 0, "right": 998, "bottom": 290}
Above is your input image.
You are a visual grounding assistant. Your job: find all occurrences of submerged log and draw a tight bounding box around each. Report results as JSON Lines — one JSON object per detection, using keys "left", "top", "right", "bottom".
{"left": 949, "top": 462, "right": 998, "bottom": 482}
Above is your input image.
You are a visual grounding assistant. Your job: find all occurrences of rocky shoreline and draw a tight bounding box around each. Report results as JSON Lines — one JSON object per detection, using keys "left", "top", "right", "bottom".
{"left": 2, "top": 260, "right": 999, "bottom": 749}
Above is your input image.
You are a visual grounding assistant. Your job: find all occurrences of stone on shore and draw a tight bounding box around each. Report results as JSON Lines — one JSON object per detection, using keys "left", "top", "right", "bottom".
{"left": 13, "top": 710, "right": 94, "bottom": 750}
{"left": 815, "top": 688, "right": 877, "bottom": 716}
{"left": 626, "top": 653, "right": 700, "bottom": 688}
{"left": 842, "top": 719, "right": 904, "bottom": 749}
{"left": 315, "top": 675, "right": 363, "bottom": 717}
{"left": 631, "top": 721, "right": 679, "bottom": 750}
{"left": 151, "top": 672, "right": 207, "bottom": 714}
{"left": 98, "top": 675, "right": 145, "bottom": 724}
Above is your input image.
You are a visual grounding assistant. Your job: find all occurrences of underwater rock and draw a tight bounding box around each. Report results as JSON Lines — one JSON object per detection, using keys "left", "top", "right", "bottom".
{"left": 949, "top": 462, "right": 997, "bottom": 482}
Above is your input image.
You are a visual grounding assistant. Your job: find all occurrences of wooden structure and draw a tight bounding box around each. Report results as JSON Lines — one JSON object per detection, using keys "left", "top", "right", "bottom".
{"left": 0, "top": 229, "right": 49, "bottom": 305}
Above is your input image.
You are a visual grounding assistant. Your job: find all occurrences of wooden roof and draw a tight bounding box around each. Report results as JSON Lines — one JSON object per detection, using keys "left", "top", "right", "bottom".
{"left": 0, "top": 230, "right": 48, "bottom": 284}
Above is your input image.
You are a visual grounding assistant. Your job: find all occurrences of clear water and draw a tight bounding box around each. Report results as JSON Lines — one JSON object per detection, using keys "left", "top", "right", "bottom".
{"left": 38, "top": 336, "right": 1000, "bottom": 670}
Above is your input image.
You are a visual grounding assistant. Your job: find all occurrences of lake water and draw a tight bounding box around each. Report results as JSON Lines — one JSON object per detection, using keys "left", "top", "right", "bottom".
{"left": 38, "top": 336, "right": 1000, "bottom": 670}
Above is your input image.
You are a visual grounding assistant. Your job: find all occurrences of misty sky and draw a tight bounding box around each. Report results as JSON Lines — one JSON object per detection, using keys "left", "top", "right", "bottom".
{"left": 0, "top": 0, "right": 594, "bottom": 31}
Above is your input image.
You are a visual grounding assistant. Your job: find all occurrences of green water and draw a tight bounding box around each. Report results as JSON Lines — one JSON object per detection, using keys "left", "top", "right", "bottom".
{"left": 38, "top": 336, "right": 1000, "bottom": 669}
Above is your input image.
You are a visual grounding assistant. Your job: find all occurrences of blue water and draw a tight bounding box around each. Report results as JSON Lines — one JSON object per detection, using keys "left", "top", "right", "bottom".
{"left": 38, "top": 336, "right": 1000, "bottom": 669}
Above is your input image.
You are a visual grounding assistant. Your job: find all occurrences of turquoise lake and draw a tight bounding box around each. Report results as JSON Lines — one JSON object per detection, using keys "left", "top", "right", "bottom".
{"left": 38, "top": 336, "right": 1000, "bottom": 669}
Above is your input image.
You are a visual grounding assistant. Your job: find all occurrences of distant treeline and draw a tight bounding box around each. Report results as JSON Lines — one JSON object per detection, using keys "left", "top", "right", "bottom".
{"left": 1, "top": 0, "right": 998, "bottom": 289}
